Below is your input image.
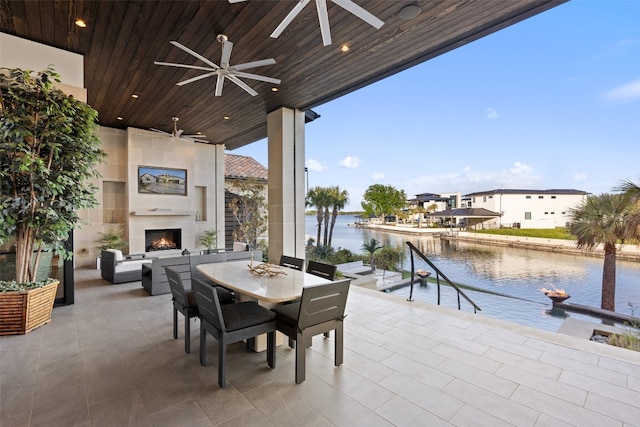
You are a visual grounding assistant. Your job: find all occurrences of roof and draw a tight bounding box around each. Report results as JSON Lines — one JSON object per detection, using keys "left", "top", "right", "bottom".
{"left": 0, "top": 1, "right": 565, "bottom": 150}
{"left": 224, "top": 154, "right": 268, "bottom": 182}
{"left": 409, "top": 193, "right": 451, "bottom": 202}
{"left": 465, "top": 189, "right": 589, "bottom": 197}
{"left": 428, "top": 208, "right": 501, "bottom": 218}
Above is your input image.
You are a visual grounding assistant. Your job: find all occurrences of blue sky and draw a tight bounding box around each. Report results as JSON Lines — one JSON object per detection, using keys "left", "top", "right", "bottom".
{"left": 231, "top": 1, "right": 640, "bottom": 211}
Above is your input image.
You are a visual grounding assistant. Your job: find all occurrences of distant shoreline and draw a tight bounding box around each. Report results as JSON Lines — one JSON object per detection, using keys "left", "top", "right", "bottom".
{"left": 355, "top": 223, "right": 640, "bottom": 263}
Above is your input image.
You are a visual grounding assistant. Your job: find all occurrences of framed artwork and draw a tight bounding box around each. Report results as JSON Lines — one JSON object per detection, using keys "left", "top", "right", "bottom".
{"left": 138, "top": 166, "right": 187, "bottom": 196}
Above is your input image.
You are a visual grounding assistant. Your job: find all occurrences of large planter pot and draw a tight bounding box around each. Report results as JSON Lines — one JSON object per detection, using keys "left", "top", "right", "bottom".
{"left": 0, "top": 281, "right": 59, "bottom": 335}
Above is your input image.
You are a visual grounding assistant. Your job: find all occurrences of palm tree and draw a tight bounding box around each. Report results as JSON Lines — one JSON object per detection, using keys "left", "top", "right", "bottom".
{"left": 616, "top": 179, "right": 640, "bottom": 233}
{"left": 327, "top": 186, "right": 349, "bottom": 248}
{"left": 568, "top": 192, "right": 640, "bottom": 311}
{"left": 361, "top": 238, "right": 382, "bottom": 266}
{"left": 306, "top": 186, "right": 331, "bottom": 247}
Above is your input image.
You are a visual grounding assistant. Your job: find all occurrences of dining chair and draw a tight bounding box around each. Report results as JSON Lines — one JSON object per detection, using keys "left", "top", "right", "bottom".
{"left": 165, "top": 266, "right": 234, "bottom": 354}
{"left": 193, "top": 280, "right": 277, "bottom": 388}
{"left": 306, "top": 260, "right": 337, "bottom": 281}
{"left": 271, "top": 279, "right": 351, "bottom": 383}
{"left": 279, "top": 255, "right": 304, "bottom": 271}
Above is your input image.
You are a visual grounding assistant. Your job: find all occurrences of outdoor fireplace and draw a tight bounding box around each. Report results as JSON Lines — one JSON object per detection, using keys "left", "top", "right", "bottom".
{"left": 145, "top": 228, "right": 182, "bottom": 252}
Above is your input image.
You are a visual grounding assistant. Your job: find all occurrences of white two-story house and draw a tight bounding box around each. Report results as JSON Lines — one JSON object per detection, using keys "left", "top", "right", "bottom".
{"left": 466, "top": 189, "right": 589, "bottom": 229}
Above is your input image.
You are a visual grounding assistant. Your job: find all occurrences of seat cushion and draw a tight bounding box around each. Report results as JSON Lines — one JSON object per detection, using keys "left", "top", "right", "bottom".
{"left": 186, "top": 290, "right": 198, "bottom": 308}
{"left": 271, "top": 302, "right": 300, "bottom": 327}
{"left": 105, "top": 249, "right": 124, "bottom": 261}
{"left": 221, "top": 302, "right": 276, "bottom": 332}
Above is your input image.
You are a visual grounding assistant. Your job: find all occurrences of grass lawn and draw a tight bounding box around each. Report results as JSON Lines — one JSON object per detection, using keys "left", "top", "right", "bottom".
{"left": 468, "top": 228, "right": 574, "bottom": 240}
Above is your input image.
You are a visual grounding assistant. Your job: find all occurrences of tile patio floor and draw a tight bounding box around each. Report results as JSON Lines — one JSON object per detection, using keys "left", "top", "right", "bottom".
{"left": 2, "top": 268, "right": 640, "bottom": 426}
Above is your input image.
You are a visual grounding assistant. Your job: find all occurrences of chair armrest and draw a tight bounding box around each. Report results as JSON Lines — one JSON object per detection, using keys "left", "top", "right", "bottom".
{"left": 125, "top": 253, "right": 147, "bottom": 260}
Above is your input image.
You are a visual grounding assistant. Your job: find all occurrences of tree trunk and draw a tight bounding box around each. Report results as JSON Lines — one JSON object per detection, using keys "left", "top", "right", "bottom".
{"left": 328, "top": 208, "right": 338, "bottom": 247}
{"left": 601, "top": 245, "right": 617, "bottom": 311}
{"left": 315, "top": 210, "right": 323, "bottom": 247}
{"left": 323, "top": 207, "right": 330, "bottom": 247}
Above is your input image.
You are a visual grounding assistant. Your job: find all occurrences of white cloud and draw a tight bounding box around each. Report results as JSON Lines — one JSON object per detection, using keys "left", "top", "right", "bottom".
{"left": 486, "top": 107, "right": 499, "bottom": 119}
{"left": 403, "top": 162, "right": 541, "bottom": 197}
{"left": 338, "top": 156, "right": 361, "bottom": 168}
{"left": 371, "top": 172, "right": 385, "bottom": 180}
{"left": 602, "top": 79, "right": 640, "bottom": 103}
{"left": 573, "top": 173, "right": 587, "bottom": 182}
{"left": 306, "top": 159, "right": 328, "bottom": 171}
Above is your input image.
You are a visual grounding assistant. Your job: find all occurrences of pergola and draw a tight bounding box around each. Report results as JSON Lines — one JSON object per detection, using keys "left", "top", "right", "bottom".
{"left": 428, "top": 208, "right": 501, "bottom": 229}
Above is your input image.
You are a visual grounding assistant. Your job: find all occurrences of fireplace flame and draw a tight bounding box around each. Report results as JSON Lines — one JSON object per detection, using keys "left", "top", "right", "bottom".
{"left": 151, "top": 237, "right": 176, "bottom": 250}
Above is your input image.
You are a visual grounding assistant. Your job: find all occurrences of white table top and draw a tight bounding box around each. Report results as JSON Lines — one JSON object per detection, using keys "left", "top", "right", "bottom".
{"left": 197, "top": 260, "right": 330, "bottom": 303}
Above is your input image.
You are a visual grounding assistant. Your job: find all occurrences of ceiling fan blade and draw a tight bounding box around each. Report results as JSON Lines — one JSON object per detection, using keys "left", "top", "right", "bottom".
{"left": 215, "top": 74, "right": 225, "bottom": 96}
{"left": 170, "top": 41, "right": 220, "bottom": 69}
{"left": 176, "top": 71, "right": 218, "bottom": 86}
{"left": 176, "top": 129, "right": 184, "bottom": 137}
{"left": 182, "top": 134, "right": 206, "bottom": 138}
{"left": 331, "top": 0, "right": 384, "bottom": 29}
{"left": 227, "top": 75, "right": 258, "bottom": 96}
{"left": 231, "top": 58, "right": 276, "bottom": 71}
{"left": 227, "top": 0, "right": 246, "bottom": 3}
{"left": 150, "top": 128, "right": 171, "bottom": 136}
{"left": 233, "top": 71, "right": 281, "bottom": 84}
{"left": 316, "top": 0, "right": 332, "bottom": 46}
{"left": 220, "top": 40, "right": 233, "bottom": 68}
{"left": 271, "top": 0, "right": 311, "bottom": 38}
{"left": 154, "top": 61, "right": 217, "bottom": 72}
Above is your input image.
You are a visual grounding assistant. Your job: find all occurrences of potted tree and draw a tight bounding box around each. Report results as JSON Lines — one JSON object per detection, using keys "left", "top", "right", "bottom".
{"left": 200, "top": 229, "right": 218, "bottom": 254}
{"left": 95, "top": 228, "right": 129, "bottom": 269}
{"left": 0, "top": 67, "right": 105, "bottom": 334}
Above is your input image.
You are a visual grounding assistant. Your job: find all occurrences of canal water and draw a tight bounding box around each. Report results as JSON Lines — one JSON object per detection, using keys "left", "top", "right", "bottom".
{"left": 306, "top": 215, "right": 640, "bottom": 332}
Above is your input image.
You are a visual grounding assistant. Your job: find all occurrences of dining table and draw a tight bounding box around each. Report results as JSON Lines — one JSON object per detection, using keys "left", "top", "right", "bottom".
{"left": 196, "top": 259, "right": 331, "bottom": 351}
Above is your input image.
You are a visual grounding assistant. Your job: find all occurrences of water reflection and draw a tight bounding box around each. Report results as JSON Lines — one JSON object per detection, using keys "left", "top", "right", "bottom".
{"left": 307, "top": 215, "right": 640, "bottom": 329}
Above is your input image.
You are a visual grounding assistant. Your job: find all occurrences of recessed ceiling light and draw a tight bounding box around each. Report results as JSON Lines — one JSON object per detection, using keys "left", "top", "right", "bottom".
{"left": 223, "top": 116, "right": 230, "bottom": 120}
{"left": 341, "top": 44, "right": 350, "bottom": 52}
{"left": 399, "top": 5, "right": 421, "bottom": 21}
{"left": 271, "top": 87, "right": 279, "bottom": 92}
{"left": 131, "top": 94, "right": 139, "bottom": 99}
{"left": 116, "top": 116, "right": 123, "bottom": 120}
{"left": 196, "top": 131, "right": 203, "bottom": 135}
{"left": 75, "top": 19, "right": 87, "bottom": 28}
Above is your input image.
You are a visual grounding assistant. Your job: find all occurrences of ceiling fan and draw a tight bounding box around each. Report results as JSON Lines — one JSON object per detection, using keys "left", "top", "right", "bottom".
{"left": 154, "top": 34, "right": 280, "bottom": 96}
{"left": 150, "top": 117, "right": 209, "bottom": 143}
{"left": 229, "top": 0, "right": 384, "bottom": 46}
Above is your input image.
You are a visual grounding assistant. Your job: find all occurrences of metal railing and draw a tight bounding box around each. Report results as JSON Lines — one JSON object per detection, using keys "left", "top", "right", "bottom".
{"left": 406, "top": 241, "right": 481, "bottom": 313}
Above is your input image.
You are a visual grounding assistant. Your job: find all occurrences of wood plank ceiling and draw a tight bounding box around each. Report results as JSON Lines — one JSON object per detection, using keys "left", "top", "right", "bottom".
{"left": 0, "top": 0, "right": 566, "bottom": 150}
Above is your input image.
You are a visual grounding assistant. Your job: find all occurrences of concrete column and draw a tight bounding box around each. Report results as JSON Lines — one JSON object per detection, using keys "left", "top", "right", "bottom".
{"left": 267, "top": 108, "right": 306, "bottom": 264}
{"left": 213, "top": 143, "right": 226, "bottom": 249}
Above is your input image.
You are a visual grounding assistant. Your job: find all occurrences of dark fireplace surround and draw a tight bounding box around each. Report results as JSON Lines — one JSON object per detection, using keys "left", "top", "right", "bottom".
{"left": 145, "top": 228, "right": 182, "bottom": 252}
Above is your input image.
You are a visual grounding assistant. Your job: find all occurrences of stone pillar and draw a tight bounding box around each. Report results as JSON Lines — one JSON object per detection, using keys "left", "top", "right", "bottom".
{"left": 267, "top": 108, "right": 306, "bottom": 264}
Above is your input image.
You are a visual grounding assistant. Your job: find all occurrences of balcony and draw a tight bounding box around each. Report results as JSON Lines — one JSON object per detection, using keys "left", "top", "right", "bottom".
{"left": 1, "top": 268, "right": 639, "bottom": 425}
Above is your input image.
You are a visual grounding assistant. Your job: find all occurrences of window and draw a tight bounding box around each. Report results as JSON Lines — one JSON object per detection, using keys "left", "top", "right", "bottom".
{"left": 525, "top": 212, "right": 532, "bottom": 220}
{"left": 562, "top": 211, "right": 566, "bottom": 215}
{"left": 551, "top": 196, "right": 556, "bottom": 199}
{"left": 488, "top": 195, "right": 493, "bottom": 199}
{"left": 538, "top": 196, "right": 544, "bottom": 199}
{"left": 551, "top": 212, "right": 555, "bottom": 215}
{"left": 526, "top": 195, "right": 531, "bottom": 199}
{"left": 544, "top": 212, "right": 549, "bottom": 215}
{"left": 483, "top": 196, "right": 487, "bottom": 202}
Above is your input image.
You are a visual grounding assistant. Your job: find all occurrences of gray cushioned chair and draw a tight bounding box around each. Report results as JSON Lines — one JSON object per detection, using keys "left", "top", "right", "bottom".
{"left": 194, "top": 280, "right": 276, "bottom": 388}
{"left": 271, "top": 279, "right": 350, "bottom": 383}
{"left": 165, "top": 266, "right": 234, "bottom": 354}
